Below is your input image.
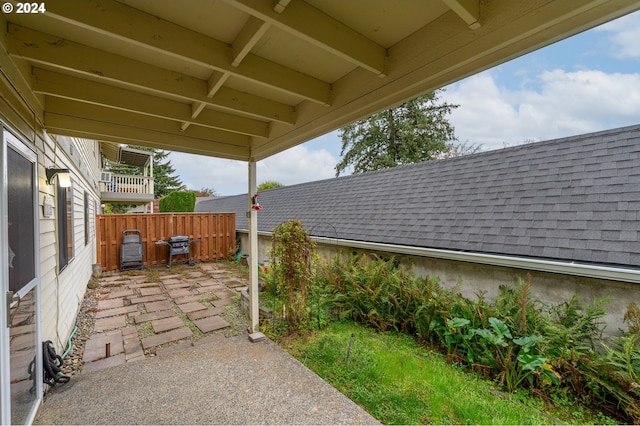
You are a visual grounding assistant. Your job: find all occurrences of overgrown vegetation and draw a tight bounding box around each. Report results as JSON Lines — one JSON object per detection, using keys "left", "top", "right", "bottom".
{"left": 262, "top": 231, "right": 640, "bottom": 423}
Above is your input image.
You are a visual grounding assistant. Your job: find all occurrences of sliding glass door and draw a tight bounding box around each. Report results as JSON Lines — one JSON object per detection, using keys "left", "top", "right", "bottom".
{"left": 0, "top": 128, "right": 41, "bottom": 425}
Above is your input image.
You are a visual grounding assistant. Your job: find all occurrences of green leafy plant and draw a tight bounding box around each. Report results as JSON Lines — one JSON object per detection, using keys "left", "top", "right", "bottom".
{"left": 464, "top": 317, "right": 559, "bottom": 392}
{"left": 444, "top": 317, "right": 474, "bottom": 363}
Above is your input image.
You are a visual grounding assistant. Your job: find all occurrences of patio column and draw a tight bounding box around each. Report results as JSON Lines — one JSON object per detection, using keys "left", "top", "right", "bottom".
{"left": 247, "top": 160, "right": 259, "bottom": 333}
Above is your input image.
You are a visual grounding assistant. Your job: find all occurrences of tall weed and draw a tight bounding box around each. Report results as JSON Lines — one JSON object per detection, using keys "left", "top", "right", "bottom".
{"left": 269, "top": 220, "right": 316, "bottom": 331}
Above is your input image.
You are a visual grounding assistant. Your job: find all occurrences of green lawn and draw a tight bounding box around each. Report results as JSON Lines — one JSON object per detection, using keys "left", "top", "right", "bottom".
{"left": 284, "top": 321, "right": 564, "bottom": 425}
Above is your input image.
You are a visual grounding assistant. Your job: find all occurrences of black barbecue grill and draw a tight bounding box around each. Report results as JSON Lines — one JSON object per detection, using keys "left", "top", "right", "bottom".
{"left": 156, "top": 236, "right": 200, "bottom": 267}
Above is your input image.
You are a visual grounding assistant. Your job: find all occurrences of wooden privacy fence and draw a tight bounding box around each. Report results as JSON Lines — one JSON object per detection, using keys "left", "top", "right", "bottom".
{"left": 96, "top": 213, "right": 236, "bottom": 272}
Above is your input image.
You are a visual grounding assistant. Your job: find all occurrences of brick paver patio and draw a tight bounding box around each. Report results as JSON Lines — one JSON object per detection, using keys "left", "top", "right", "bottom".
{"left": 81, "top": 263, "right": 248, "bottom": 373}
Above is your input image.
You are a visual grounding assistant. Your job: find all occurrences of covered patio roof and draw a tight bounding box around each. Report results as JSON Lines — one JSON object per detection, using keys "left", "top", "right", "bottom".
{"left": 3, "top": 0, "right": 639, "bottom": 162}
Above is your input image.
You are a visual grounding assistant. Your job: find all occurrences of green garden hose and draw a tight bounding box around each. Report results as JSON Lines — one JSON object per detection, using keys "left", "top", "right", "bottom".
{"left": 61, "top": 326, "right": 78, "bottom": 359}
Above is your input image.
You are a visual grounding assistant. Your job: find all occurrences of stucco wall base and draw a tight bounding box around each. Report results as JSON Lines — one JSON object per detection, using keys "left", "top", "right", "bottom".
{"left": 239, "top": 231, "right": 637, "bottom": 336}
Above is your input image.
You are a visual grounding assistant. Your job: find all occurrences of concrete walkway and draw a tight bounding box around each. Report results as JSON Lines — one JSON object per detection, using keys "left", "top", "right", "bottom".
{"left": 36, "top": 334, "right": 379, "bottom": 425}
{"left": 36, "top": 264, "right": 379, "bottom": 424}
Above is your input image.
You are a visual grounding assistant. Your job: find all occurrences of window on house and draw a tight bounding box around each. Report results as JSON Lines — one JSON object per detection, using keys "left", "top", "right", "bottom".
{"left": 84, "top": 191, "right": 89, "bottom": 246}
{"left": 57, "top": 183, "right": 74, "bottom": 270}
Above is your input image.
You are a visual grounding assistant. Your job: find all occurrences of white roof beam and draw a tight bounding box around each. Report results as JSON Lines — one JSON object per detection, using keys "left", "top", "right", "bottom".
{"left": 39, "top": 0, "right": 330, "bottom": 105}
{"left": 207, "top": 71, "right": 230, "bottom": 99}
{"left": 44, "top": 98, "right": 251, "bottom": 160}
{"left": 224, "top": 0, "right": 387, "bottom": 77}
{"left": 442, "top": 0, "right": 482, "bottom": 30}
{"left": 45, "top": 97, "right": 251, "bottom": 147}
{"left": 183, "top": 70, "right": 231, "bottom": 132}
{"left": 187, "top": 17, "right": 264, "bottom": 131}
{"left": 47, "top": 117, "right": 250, "bottom": 160}
{"left": 273, "top": 0, "right": 291, "bottom": 14}
{"left": 232, "top": 16, "right": 270, "bottom": 67}
{"left": 0, "top": 15, "right": 44, "bottom": 117}
{"left": 32, "top": 68, "right": 269, "bottom": 138}
{"left": 7, "top": 24, "right": 295, "bottom": 124}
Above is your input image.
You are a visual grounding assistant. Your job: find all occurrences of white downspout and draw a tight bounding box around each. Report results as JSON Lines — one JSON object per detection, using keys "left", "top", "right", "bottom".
{"left": 247, "top": 160, "right": 259, "bottom": 333}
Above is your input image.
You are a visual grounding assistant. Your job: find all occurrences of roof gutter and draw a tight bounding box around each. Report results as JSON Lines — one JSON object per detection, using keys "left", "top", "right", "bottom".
{"left": 239, "top": 229, "right": 640, "bottom": 284}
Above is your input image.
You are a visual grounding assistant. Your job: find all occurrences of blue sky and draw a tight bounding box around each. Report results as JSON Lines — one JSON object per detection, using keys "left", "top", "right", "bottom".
{"left": 170, "top": 10, "right": 640, "bottom": 196}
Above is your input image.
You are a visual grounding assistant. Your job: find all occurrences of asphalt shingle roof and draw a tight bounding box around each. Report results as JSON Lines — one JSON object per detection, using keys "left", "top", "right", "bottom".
{"left": 196, "top": 124, "right": 640, "bottom": 268}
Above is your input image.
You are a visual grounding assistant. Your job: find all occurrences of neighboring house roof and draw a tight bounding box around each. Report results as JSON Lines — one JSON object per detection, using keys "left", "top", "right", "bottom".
{"left": 196, "top": 124, "right": 640, "bottom": 269}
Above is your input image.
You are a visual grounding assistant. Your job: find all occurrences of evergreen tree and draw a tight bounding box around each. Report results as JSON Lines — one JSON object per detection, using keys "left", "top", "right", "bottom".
{"left": 151, "top": 149, "right": 184, "bottom": 198}
{"left": 336, "top": 90, "right": 458, "bottom": 176}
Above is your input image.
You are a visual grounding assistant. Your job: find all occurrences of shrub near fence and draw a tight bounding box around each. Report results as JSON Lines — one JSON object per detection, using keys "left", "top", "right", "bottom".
{"left": 96, "top": 213, "right": 236, "bottom": 271}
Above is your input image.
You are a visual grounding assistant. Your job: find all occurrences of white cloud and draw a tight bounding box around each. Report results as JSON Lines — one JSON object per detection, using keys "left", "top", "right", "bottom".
{"left": 169, "top": 145, "right": 337, "bottom": 196}
{"left": 258, "top": 145, "right": 337, "bottom": 186}
{"left": 596, "top": 10, "right": 640, "bottom": 58}
{"left": 443, "top": 68, "right": 640, "bottom": 150}
{"left": 169, "top": 153, "right": 247, "bottom": 195}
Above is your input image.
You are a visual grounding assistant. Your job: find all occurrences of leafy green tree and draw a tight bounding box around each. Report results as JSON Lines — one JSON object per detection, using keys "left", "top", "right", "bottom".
{"left": 257, "top": 181, "right": 285, "bottom": 191}
{"left": 336, "top": 90, "right": 458, "bottom": 176}
{"left": 191, "top": 187, "right": 217, "bottom": 197}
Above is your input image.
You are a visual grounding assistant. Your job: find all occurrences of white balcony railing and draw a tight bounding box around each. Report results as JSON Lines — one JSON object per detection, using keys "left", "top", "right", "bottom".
{"left": 99, "top": 173, "right": 154, "bottom": 203}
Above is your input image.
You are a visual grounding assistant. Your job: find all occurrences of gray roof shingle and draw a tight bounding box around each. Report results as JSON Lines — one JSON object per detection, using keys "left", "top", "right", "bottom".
{"left": 195, "top": 124, "right": 640, "bottom": 268}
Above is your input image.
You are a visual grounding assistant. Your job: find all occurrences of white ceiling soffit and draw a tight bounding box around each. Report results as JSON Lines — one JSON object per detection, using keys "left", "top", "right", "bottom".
{"left": 2, "top": 0, "right": 639, "bottom": 161}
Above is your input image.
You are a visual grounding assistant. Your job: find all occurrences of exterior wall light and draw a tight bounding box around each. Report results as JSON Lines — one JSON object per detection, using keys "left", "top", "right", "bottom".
{"left": 46, "top": 168, "right": 71, "bottom": 187}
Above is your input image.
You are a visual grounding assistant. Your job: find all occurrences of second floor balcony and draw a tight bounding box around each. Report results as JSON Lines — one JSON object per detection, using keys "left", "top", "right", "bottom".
{"left": 100, "top": 144, "right": 155, "bottom": 205}
{"left": 99, "top": 172, "right": 155, "bottom": 204}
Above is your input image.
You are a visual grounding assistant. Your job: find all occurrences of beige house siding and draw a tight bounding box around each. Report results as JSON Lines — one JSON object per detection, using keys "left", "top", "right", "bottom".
{"left": 1, "top": 66, "right": 102, "bottom": 353}
{"left": 40, "top": 135, "right": 101, "bottom": 352}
